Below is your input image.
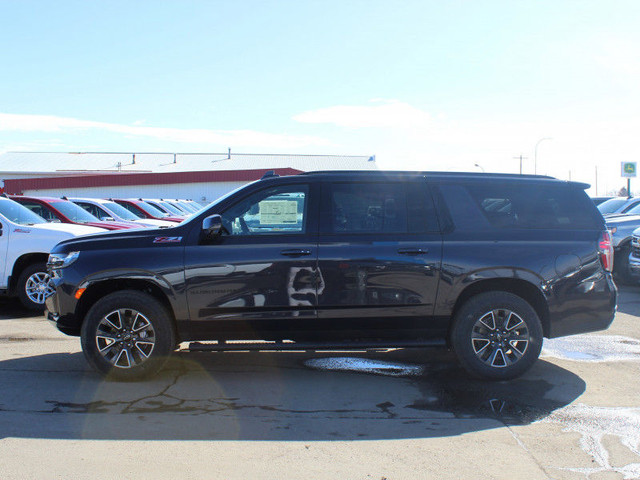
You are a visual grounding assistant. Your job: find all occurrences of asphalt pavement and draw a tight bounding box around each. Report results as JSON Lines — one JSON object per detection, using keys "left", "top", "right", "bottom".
{"left": 1, "top": 287, "right": 639, "bottom": 480}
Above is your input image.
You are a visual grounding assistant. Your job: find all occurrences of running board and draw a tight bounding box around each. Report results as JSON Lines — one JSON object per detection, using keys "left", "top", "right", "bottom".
{"left": 187, "top": 339, "right": 446, "bottom": 352}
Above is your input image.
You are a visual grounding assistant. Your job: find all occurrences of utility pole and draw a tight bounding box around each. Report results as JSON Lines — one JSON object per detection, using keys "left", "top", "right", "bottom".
{"left": 513, "top": 155, "right": 528, "bottom": 175}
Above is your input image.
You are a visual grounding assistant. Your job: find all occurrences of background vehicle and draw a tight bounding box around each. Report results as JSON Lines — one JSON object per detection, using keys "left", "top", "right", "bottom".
{"left": 0, "top": 197, "right": 104, "bottom": 309}
{"left": 143, "top": 198, "right": 189, "bottom": 219}
{"left": 112, "top": 198, "right": 184, "bottom": 223}
{"left": 46, "top": 171, "right": 616, "bottom": 381}
{"left": 597, "top": 197, "right": 640, "bottom": 216}
{"left": 590, "top": 196, "right": 614, "bottom": 206}
{"left": 10, "top": 196, "right": 139, "bottom": 230}
{"left": 70, "top": 198, "right": 175, "bottom": 228}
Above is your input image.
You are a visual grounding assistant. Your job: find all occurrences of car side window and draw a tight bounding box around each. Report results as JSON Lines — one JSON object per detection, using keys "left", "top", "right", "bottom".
{"left": 221, "top": 185, "right": 309, "bottom": 235}
{"left": 323, "top": 182, "right": 437, "bottom": 234}
{"left": 21, "top": 202, "right": 55, "bottom": 221}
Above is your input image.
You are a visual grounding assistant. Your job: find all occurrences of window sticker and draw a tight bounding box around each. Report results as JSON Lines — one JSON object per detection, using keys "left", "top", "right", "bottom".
{"left": 259, "top": 200, "right": 298, "bottom": 224}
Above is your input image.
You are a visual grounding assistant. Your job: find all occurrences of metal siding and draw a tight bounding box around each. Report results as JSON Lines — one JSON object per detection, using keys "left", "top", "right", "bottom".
{"left": 21, "top": 182, "right": 246, "bottom": 204}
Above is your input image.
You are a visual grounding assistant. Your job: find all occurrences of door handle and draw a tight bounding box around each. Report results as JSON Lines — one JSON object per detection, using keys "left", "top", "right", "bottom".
{"left": 397, "top": 248, "right": 428, "bottom": 255}
{"left": 280, "top": 249, "right": 312, "bottom": 257}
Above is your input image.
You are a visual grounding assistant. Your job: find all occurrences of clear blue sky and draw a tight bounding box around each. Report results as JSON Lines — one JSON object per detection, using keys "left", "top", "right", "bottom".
{"left": 2, "top": 0, "right": 640, "bottom": 193}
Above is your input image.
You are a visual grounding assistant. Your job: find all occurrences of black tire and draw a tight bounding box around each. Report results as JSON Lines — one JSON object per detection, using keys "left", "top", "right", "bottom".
{"left": 451, "top": 291, "right": 543, "bottom": 381}
{"left": 80, "top": 290, "right": 176, "bottom": 381}
{"left": 613, "top": 244, "right": 635, "bottom": 285}
{"left": 16, "top": 262, "right": 53, "bottom": 311}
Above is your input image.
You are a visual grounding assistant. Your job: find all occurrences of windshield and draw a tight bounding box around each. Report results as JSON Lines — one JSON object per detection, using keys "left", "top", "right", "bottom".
{"left": 175, "top": 201, "right": 198, "bottom": 213}
{"left": 102, "top": 201, "right": 141, "bottom": 221}
{"left": 0, "top": 199, "right": 48, "bottom": 225}
{"left": 53, "top": 201, "right": 101, "bottom": 223}
{"left": 158, "top": 201, "right": 185, "bottom": 215}
{"left": 137, "top": 201, "right": 172, "bottom": 218}
{"left": 597, "top": 197, "right": 629, "bottom": 214}
{"left": 623, "top": 203, "right": 640, "bottom": 215}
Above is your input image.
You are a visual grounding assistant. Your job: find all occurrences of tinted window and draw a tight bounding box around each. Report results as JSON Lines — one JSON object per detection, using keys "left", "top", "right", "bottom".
{"left": 52, "top": 201, "right": 100, "bottom": 223}
{"left": 117, "top": 202, "right": 145, "bottom": 218}
{"left": 19, "top": 201, "right": 57, "bottom": 221}
{"left": 222, "top": 185, "right": 308, "bottom": 235}
{"left": 324, "top": 182, "right": 437, "bottom": 234}
{"left": 102, "top": 201, "right": 141, "bottom": 221}
{"left": 465, "top": 183, "right": 599, "bottom": 229}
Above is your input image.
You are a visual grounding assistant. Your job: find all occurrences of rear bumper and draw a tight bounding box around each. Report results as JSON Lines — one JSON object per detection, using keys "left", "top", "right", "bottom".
{"left": 547, "top": 271, "right": 617, "bottom": 338}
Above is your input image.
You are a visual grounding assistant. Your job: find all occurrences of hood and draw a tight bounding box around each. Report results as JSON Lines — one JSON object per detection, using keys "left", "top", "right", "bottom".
{"left": 51, "top": 224, "right": 186, "bottom": 253}
{"left": 31, "top": 222, "right": 106, "bottom": 236}
{"left": 79, "top": 220, "right": 140, "bottom": 230}
{"left": 133, "top": 218, "right": 176, "bottom": 228}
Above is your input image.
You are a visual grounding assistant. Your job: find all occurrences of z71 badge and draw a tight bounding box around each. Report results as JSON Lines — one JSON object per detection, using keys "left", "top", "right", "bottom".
{"left": 153, "top": 236, "right": 183, "bottom": 244}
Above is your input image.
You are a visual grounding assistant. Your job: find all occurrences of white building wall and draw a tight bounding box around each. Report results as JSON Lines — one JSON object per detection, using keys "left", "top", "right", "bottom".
{"left": 21, "top": 181, "right": 247, "bottom": 204}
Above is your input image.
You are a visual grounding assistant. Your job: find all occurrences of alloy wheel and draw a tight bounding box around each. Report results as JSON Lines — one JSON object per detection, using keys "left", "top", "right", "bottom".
{"left": 24, "top": 272, "right": 55, "bottom": 305}
{"left": 470, "top": 309, "right": 530, "bottom": 368}
{"left": 95, "top": 309, "right": 156, "bottom": 369}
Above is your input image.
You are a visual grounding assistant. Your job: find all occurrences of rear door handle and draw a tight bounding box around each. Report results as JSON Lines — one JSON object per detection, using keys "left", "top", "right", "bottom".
{"left": 397, "top": 248, "right": 428, "bottom": 255}
{"left": 280, "top": 249, "right": 312, "bottom": 257}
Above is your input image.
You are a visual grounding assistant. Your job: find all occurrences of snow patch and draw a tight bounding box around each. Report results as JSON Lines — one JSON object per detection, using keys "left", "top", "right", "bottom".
{"left": 304, "top": 357, "right": 424, "bottom": 377}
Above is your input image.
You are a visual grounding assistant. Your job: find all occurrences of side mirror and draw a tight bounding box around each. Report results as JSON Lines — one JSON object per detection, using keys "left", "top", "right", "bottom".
{"left": 202, "top": 214, "right": 223, "bottom": 237}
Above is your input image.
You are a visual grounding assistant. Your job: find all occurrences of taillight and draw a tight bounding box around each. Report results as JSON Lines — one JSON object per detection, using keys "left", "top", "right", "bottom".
{"left": 599, "top": 231, "right": 614, "bottom": 272}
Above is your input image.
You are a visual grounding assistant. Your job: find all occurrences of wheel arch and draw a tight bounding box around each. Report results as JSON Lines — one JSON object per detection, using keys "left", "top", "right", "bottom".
{"left": 74, "top": 279, "right": 179, "bottom": 341}
{"left": 450, "top": 278, "right": 551, "bottom": 339}
{"left": 9, "top": 253, "right": 49, "bottom": 294}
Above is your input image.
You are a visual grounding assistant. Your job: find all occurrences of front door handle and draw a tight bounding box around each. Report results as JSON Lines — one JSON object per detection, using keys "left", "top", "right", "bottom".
{"left": 397, "top": 248, "right": 428, "bottom": 255}
{"left": 280, "top": 249, "right": 312, "bottom": 257}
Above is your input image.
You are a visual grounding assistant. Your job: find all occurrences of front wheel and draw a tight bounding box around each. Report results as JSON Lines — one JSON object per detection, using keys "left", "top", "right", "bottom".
{"left": 81, "top": 290, "right": 176, "bottom": 381}
{"left": 451, "top": 291, "right": 543, "bottom": 380}
{"left": 17, "top": 262, "right": 54, "bottom": 310}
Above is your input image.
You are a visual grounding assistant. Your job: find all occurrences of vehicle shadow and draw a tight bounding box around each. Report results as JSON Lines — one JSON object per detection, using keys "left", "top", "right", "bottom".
{"left": 0, "top": 298, "right": 42, "bottom": 320}
{"left": 0, "top": 347, "right": 585, "bottom": 441}
{"left": 615, "top": 284, "right": 640, "bottom": 316}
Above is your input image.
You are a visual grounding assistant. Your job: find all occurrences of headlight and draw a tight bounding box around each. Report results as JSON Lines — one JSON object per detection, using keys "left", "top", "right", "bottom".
{"left": 47, "top": 251, "right": 80, "bottom": 269}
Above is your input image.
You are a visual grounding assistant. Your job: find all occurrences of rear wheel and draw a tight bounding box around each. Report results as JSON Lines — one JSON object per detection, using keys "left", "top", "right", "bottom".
{"left": 81, "top": 290, "right": 175, "bottom": 380}
{"left": 451, "top": 291, "right": 543, "bottom": 380}
{"left": 17, "top": 262, "right": 54, "bottom": 310}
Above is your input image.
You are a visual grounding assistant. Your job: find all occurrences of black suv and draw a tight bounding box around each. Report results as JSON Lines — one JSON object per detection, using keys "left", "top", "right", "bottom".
{"left": 45, "top": 171, "right": 617, "bottom": 381}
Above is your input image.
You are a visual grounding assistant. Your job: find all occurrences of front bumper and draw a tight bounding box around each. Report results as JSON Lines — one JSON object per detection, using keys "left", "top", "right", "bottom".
{"left": 45, "top": 284, "right": 82, "bottom": 337}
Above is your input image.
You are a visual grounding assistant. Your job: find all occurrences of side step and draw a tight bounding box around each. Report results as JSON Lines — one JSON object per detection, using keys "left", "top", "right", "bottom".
{"left": 187, "top": 339, "right": 446, "bottom": 352}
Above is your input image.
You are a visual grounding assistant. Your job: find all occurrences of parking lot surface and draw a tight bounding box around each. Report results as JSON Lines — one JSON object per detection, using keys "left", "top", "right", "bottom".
{"left": 1, "top": 287, "right": 640, "bottom": 480}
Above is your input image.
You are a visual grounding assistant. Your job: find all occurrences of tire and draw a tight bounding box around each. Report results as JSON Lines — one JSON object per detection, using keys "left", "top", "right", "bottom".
{"left": 17, "top": 262, "right": 54, "bottom": 311}
{"left": 613, "top": 244, "right": 635, "bottom": 285}
{"left": 80, "top": 290, "right": 176, "bottom": 381}
{"left": 451, "top": 291, "right": 543, "bottom": 381}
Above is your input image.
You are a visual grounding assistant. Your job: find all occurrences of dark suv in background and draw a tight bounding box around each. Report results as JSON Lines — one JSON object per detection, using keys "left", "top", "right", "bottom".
{"left": 45, "top": 171, "right": 616, "bottom": 381}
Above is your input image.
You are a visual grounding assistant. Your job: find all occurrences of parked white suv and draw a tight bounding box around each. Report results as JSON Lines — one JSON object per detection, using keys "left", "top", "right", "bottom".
{"left": 0, "top": 197, "right": 105, "bottom": 309}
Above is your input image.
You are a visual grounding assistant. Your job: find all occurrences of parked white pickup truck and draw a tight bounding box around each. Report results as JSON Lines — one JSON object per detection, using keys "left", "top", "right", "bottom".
{"left": 0, "top": 197, "right": 105, "bottom": 309}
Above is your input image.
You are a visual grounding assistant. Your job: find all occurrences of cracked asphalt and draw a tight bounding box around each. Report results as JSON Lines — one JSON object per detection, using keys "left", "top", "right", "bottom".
{"left": 1, "top": 287, "right": 640, "bottom": 479}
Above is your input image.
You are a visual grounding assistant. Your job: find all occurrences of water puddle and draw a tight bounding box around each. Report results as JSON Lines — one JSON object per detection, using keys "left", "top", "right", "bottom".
{"left": 542, "top": 404, "right": 640, "bottom": 479}
{"left": 542, "top": 335, "right": 640, "bottom": 362}
{"left": 304, "top": 357, "right": 424, "bottom": 377}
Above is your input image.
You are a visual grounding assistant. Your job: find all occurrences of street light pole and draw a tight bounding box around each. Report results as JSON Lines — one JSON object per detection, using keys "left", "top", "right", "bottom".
{"left": 534, "top": 137, "right": 552, "bottom": 175}
{"left": 513, "top": 155, "right": 528, "bottom": 175}
{"left": 474, "top": 163, "right": 485, "bottom": 172}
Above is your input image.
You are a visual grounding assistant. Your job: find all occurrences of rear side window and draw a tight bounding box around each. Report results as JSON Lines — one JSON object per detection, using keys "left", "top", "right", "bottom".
{"left": 323, "top": 182, "right": 438, "bottom": 234}
{"left": 465, "top": 183, "right": 599, "bottom": 230}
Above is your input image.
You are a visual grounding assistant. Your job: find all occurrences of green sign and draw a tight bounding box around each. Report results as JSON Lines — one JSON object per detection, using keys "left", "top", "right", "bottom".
{"left": 622, "top": 162, "right": 637, "bottom": 178}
